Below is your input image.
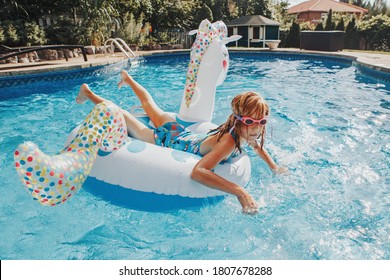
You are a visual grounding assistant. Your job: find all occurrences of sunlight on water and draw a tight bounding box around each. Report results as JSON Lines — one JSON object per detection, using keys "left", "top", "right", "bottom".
{"left": 0, "top": 53, "right": 389, "bottom": 260}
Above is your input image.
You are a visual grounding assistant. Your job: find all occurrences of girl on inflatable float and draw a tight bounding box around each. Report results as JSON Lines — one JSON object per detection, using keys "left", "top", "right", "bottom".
{"left": 14, "top": 19, "right": 287, "bottom": 215}
{"left": 76, "top": 71, "right": 287, "bottom": 214}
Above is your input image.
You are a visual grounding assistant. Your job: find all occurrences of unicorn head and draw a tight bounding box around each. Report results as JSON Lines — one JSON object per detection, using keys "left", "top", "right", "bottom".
{"left": 178, "top": 19, "right": 241, "bottom": 123}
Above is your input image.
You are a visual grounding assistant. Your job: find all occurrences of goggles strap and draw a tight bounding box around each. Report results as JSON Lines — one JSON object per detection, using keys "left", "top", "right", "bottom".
{"left": 229, "top": 119, "right": 238, "bottom": 134}
{"left": 233, "top": 114, "right": 242, "bottom": 120}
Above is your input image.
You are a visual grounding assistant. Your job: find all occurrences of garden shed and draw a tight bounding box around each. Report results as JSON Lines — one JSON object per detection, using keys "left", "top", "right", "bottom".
{"left": 226, "top": 15, "right": 281, "bottom": 48}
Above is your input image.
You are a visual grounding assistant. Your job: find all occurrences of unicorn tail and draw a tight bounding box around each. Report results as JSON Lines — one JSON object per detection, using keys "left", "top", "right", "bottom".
{"left": 14, "top": 101, "right": 128, "bottom": 206}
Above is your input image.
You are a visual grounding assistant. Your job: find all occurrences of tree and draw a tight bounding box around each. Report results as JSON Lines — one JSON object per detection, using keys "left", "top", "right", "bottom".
{"left": 339, "top": 0, "right": 368, "bottom": 10}
{"left": 11, "top": 0, "right": 384, "bottom": 49}
{"left": 284, "top": 21, "right": 300, "bottom": 48}
{"left": 194, "top": 3, "right": 214, "bottom": 24}
{"left": 344, "top": 17, "right": 359, "bottom": 49}
{"left": 269, "top": 0, "right": 291, "bottom": 26}
{"left": 0, "top": 0, "right": 34, "bottom": 21}
{"left": 145, "top": 0, "right": 198, "bottom": 32}
{"left": 208, "top": 0, "right": 230, "bottom": 21}
{"left": 78, "top": 0, "right": 120, "bottom": 46}
{"left": 324, "top": 9, "right": 335, "bottom": 30}
{"left": 335, "top": 17, "right": 345, "bottom": 31}
{"left": 370, "top": 0, "right": 390, "bottom": 16}
{"left": 247, "top": 0, "right": 271, "bottom": 17}
{"left": 233, "top": 0, "right": 271, "bottom": 17}
{"left": 315, "top": 22, "right": 324, "bottom": 31}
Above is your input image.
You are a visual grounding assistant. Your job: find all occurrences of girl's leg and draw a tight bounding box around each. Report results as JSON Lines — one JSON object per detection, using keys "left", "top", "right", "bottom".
{"left": 76, "top": 84, "right": 107, "bottom": 105}
{"left": 121, "top": 110, "right": 155, "bottom": 144}
{"left": 76, "top": 84, "right": 155, "bottom": 144}
{"left": 118, "top": 70, "right": 175, "bottom": 128}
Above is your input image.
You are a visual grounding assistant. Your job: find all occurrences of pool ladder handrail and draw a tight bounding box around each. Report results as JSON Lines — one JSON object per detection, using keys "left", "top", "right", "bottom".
{"left": 104, "top": 38, "right": 137, "bottom": 59}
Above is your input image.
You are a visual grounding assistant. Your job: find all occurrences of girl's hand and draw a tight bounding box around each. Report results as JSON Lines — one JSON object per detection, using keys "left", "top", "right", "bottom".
{"left": 271, "top": 165, "right": 289, "bottom": 175}
{"left": 237, "top": 192, "right": 259, "bottom": 215}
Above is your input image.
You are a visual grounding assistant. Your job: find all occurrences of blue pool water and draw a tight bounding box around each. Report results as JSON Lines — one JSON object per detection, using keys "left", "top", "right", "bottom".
{"left": 0, "top": 52, "right": 389, "bottom": 260}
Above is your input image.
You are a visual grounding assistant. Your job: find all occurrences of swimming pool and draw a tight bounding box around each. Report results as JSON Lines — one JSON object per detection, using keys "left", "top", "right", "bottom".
{"left": 0, "top": 52, "right": 389, "bottom": 260}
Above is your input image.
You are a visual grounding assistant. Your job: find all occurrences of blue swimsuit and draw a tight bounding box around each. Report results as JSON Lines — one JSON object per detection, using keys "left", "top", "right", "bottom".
{"left": 154, "top": 122, "right": 239, "bottom": 159}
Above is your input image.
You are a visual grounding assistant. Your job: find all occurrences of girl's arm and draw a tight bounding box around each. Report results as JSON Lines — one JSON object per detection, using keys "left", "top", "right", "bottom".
{"left": 250, "top": 140, "right": 288, "bottom": 174}
{"left": 191, "top": 134, "right": 258, "bottom": 213}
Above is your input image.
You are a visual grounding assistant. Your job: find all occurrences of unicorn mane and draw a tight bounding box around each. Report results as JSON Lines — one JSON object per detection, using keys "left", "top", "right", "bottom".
{"left": 184, "top": 20, "right": 228, "bottom": 108}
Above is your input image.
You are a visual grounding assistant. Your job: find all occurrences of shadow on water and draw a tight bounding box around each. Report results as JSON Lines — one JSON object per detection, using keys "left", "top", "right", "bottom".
{"left": 83, "top": 177, "right": 225, "bottom": 213}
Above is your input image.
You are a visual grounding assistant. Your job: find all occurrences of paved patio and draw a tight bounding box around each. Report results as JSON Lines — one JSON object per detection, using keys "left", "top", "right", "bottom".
{"left": 0, "top": 48, "right": 389, "bottom": 77}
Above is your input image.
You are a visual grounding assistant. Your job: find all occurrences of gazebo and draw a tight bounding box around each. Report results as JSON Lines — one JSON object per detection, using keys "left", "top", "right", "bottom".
{"left": 226, "top": 15, "right": 281, "bottom": 48}
{"left": 288, "top": 0, "right": 368, "bottom": 23}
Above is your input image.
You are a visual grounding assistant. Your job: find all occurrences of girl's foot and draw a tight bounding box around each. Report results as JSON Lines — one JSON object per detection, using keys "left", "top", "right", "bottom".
{"left": 76, "top": 84, "right": 92, "bottom": 104}
{"left": 237, "top": 192, "right": 259, "bottom": 215}
{"left": 118, "top": 70, "right": 132, "bottom": 90}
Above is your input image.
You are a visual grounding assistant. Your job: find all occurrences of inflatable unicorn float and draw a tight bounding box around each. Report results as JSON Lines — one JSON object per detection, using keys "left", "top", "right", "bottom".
{"left": 14, "top": 20, "right": 249, "bottom": 211}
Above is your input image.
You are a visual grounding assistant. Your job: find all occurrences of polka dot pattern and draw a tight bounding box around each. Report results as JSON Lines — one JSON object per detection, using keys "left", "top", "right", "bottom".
{"left": 126, "top": 139, "right": 147, "bottom": 153}
{"left": 14, "top": 101, "right": 127, "bottom": 206}
{"left": 184, "top": 20, "right": 228, "bottom": 108}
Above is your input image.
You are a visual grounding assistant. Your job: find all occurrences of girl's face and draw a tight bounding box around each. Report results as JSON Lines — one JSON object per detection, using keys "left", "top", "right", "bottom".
{"left": 238, "top": 114, "right": 266, "bottom": 143}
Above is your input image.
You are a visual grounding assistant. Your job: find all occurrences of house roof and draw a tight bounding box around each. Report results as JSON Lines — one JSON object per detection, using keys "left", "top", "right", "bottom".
{"left": 226, "top": 15, "right": 281, "bottom": 26}
{"left": 288, "top": 0, "right": 368, "bottom": 14}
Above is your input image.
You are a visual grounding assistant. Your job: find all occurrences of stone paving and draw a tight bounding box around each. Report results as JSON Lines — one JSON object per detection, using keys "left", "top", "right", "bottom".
{"left": 0, "top": 48, "right": 389, "bottom": 77}
{"left": 342, "top": 50, "right": 390, "bottom": 73}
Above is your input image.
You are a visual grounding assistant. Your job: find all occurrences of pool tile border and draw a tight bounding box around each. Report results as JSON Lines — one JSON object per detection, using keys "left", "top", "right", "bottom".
{"left": 0, "top": 60, "right": 131, "bottom": 88}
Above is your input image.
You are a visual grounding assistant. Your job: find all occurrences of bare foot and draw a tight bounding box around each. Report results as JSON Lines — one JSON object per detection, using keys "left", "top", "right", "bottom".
{"left": 76, "top": 84, "right": 92, "bottom": 104}
{"left": 237, "top": 192, "right": 259, "bottom": 215}
{"left": 118, "top": 70, "right": 132, "bottom": 90}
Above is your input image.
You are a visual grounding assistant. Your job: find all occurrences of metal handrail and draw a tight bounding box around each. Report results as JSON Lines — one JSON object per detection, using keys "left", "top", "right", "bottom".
{"left": 114, "top": 38, "right": 137, "bottom": 58}
{"left": 104, "top": 38, "right": 137, "bottom": 59}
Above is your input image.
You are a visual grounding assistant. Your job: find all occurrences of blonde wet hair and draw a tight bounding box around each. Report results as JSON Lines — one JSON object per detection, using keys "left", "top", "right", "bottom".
{"left": 210, "top": 91, "right": 269, "bottom": 153}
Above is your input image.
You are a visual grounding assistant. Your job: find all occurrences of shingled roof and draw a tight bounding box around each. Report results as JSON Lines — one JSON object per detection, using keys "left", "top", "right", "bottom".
{"left": 288, "top": 0, "right": 368, "bottom": 14}
{"left": 226, "top": 15, "right": 281, "bottom": 26}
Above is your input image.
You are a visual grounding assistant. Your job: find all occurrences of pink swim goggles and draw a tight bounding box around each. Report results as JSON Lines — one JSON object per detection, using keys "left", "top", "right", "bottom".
{"left": 234, "top": 115, "right": 267, "bottom": 126}
{"left": 229, "top": 115, "right": 267, "bottom": 134}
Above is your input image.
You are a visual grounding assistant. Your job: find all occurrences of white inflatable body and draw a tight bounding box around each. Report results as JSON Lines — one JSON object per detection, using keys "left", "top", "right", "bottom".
{"left": 65, "top": 114, "right": 251, "bottom": 211}
{"left": 14, "top": 20, "right": 248, "bottom": 211}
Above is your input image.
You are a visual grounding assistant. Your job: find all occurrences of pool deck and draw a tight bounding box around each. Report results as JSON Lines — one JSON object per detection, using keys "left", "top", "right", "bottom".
{"left": 0, "top": 48, "right": 389, "bottom": 77}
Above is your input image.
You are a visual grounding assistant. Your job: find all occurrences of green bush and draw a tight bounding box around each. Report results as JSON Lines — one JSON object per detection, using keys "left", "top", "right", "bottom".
{"left": 114, "top": 13, "right": 151, "bottom": 45}
{"left": 0, "top": 25, "right": 5, "bottom": 44}
{"left": 22, "top": 22, "right": 47, "bottom": 46}
{"left": 4, "top": 22, "right": 20, "bottom": 46}
{"left": 299, "top": 21, "right": 315, "bottom": 31}
{"left": 45, "top": 17, "right": 86, "bottom": 45}
{"left": 358, "top": 14, "right": 390, "bottom": 51}
{"left": 2, "top": 20, "right": 46, "bottom": 47}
